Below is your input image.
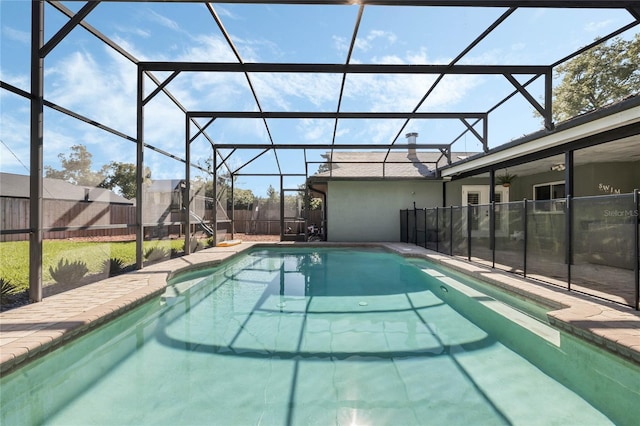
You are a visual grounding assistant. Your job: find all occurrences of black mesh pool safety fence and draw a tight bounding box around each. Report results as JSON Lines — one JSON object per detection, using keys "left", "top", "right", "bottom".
{"left": 400, "top": 190, "right": 640, "bottom": 310}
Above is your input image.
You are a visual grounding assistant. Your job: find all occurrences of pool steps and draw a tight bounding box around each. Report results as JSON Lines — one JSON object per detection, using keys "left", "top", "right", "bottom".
{"left": 421, "top": 268, "right": 561, "bottom": 346}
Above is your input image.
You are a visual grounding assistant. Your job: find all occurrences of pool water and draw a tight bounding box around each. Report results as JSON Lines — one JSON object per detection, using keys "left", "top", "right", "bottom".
{"left": 2, "top": 247, "right": 639, "bottom": 425}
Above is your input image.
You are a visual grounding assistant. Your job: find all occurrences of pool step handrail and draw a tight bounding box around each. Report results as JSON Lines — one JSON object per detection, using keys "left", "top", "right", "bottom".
{"left": 189, "top": 210, "right": 214, "bottom": 236}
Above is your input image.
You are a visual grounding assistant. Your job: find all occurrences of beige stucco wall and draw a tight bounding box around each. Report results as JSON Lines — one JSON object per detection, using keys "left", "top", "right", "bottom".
{"left": 326, "top": 180, "right": 442, "bottom": 242}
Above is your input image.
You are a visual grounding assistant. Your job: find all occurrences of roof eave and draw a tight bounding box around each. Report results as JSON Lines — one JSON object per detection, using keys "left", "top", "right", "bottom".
{"left": 440, "top": 95, "right": 640, "bottom": 178}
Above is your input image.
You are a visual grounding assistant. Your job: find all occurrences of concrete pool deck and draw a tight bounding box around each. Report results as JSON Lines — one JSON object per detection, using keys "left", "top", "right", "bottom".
{"left": 1, "top": 242, "right": 639, "bottom": 375}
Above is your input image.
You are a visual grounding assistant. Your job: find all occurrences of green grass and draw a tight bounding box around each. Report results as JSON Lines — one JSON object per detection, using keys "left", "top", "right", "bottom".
{"left": 0, "top": 239, "right": 186, "bottom": 291}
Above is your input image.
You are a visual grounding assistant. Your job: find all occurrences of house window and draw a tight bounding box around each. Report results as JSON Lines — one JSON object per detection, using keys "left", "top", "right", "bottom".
{"left": 533, "top": 181, "right": 565, "bottom": 212}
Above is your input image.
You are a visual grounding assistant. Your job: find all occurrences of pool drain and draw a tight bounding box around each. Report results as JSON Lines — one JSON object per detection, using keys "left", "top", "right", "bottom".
{"left": 359, "top": 301, "right": 368, "bottom": 306}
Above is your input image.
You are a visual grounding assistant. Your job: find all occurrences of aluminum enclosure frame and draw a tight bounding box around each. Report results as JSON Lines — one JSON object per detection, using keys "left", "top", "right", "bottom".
{"left": 15, "top": 0, "right": 640, "bottom": 302}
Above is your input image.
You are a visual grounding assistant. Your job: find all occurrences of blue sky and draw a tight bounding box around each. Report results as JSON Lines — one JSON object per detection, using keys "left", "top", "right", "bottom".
{"left": 1, "top": 1, "right": 638, "bottom": 197}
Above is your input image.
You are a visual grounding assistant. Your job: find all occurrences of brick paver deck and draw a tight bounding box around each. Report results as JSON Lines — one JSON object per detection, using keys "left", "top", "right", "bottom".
{"left": 1, "top": 242, "right": 639, "bottom": 376}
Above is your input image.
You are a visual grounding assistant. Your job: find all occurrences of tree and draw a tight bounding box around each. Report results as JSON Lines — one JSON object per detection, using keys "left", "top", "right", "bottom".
{"left": 266, "top": 185, "right": 279, "bottom": 201}
{"left": 553, "top": 35, "right": 640, "bottom": 122}
{"left": 231, "top": 188, "right": 255, "bottom": 210}
{"left": 101, "top": 162, "right": 151, "bottom": 200}
{"left": 316, "top": 162, "right": 330, "bottom": 174}
{"left": 297, "top": 184, "right": 322, "bottom": 210}
{"left": 194, "top": 166, "right": 256, "bottom": 210}
{"left": 45, "top": 144, "right": 105, "bottom": 187}
{"left": 45, "top": 144, "right": 149, "bottom": 200}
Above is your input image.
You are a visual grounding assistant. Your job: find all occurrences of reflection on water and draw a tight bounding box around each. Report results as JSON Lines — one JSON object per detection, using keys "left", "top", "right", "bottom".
{"left": 247, "top": 248, "right": 430, "bottom": 297}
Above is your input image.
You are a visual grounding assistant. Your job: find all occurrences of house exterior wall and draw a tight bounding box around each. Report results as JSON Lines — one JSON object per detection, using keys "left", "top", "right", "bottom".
{"left": 508, "top": 170, "right": 564, "bottom": 201}
{"left": 444, "top": 160, "right": 639, "bottom": 206}
{"left": 574, "top": 161, "right": 640, "bottom": 196}
{"left": 507, "top": 161, "right": 640, "bottom": 200}
{"left": 327, "top": 180, "right": 442, "bottom": 242}
{"left": 444, "top": 177, "right": 489, "bottom": 206}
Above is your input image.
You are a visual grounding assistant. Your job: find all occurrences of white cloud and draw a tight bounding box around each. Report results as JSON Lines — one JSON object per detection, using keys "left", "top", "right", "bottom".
{"left": 2, "top": 26, "right": 29, "bottom": 44}
{"left": 0, "top": 70, "right": 28, "bottom": 91}
{"left": 179, "top": 34, "right": 241, "bottom": 62}
{"left": 296, "top": 119, "right": 334, "bottom": 141}
{"left": 355, "top": 30, "right": 397, "bottom": 52}
{"left": 584, "top": 19, "right": 614, "bottom": 32}
{"left": 39, "top": 31, "right": 251, "bottom": 151}
{"left": 355, "top": 39, "right": 371, "bottom": 52}
{"left": 214, "top": 5, "right": 240, "bottom": 20}
{"left": 251, "top": 73, "right": 341, "bottom": 110}
{"left": 373, "top": 54, "right": 404, "bottom": 64}
{"left": 109, "top": 36, "right": 151, "bottom": 61}
{"left": 333, "top": 35, "right": 349, "bottom": 55}
{"left": 147, "top": 9, "right": 182, "bottom": 33}
{"left": 369, "top": 30, "right": 397, "bottom": 45}
{"left": 114, "top": 25, "right": 151, "bottom": 39}
{"left": 45, "top": 50, "right": 137, "bottom": 135}
{"left": 339, "top": 119, "right": 405, "bottom": 145}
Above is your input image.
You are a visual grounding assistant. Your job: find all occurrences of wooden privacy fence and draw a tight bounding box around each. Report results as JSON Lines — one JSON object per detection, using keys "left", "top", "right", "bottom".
{"left": 1, "top": 197, "right": 325, "bottom": 241}
{"left": 1, "top": 197, "right": 136, "bottom": 242}
{"left": 230, "top": 209, "right": 324, "bottom": 235}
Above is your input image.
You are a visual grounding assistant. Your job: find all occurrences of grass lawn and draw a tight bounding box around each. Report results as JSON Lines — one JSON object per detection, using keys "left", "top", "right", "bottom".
{"left": 0, "top": 239, "right": 186, "bottom": 291}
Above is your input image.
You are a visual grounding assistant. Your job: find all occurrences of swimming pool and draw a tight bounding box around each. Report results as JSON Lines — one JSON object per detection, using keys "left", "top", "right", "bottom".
{"left": 2, "top": 247, "right": 639, "bottom": 425}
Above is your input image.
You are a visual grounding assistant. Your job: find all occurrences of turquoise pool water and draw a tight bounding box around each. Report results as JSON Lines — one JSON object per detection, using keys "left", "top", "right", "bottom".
{"left": 2, "top": 247, "right": 639, "bottom": 425}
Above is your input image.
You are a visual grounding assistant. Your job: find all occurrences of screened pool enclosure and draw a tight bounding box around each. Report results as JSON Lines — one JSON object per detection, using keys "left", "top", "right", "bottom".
{"left": 1, "top": 1, "right": 639, "bottom": 304}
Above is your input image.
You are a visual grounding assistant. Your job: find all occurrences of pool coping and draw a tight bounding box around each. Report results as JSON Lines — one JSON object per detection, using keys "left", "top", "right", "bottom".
{"left": 1, "top": 241, "right": 639, "bottom": 376}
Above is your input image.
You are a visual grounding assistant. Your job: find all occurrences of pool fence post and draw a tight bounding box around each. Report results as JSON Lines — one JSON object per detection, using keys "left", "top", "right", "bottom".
{"left": 566, "top": 194, "right": 573, "bottom": 291}
{"left": 634, "top": 188, "right": 639, "bottom": 311}
{"left": 135, "top": 64, "right": 144, "bottom": 270}
{"left": 402, "top": 209, "right": 409, "bottom": 243}
{"left": 422, "top": 207, "right": 427, "bottom": 248}
{"left": 467, "top": 204, "right": 472, "bottom": 261}
{"left": 565, "top": 150, "right": 574, "bottom": 292}
{"left": 212, "top": 147, "right": 218, "bottom": 246}
{"left": 184, "top": 116, "right": 191, "bottom": 255}
{"left": 523, "top": 199, "right": 528, "bottom": 278}
{"left": 413, "top": 201, "right": 418, "bottom": 245}
{"left": 449, "top": 205, "right": 453, "bottom": 256}
{"left": 489, "top": 169, "right": 495, "bottom": 268}
{"left": 423, "top": 208, "right": 427, "bottom": 249}
{"left": 491, "top": 200, "right": 496, "bottom": 268}
{"left": 436, "top": 207, "right": 439, "bottom": 253}
{"left": 230, "top": 175, "right": 235, "bottom": 240}
{"left": 405, "top": 209, "right": 409, "bottom": 243}
{"left": 280, "top": 175, "right": 285, "bottom": 241}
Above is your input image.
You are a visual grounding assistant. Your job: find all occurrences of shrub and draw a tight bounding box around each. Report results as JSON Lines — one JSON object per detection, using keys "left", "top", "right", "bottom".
{"left": 170, "top": 247, "right": 183, "bottom": 258}
{"left": 144, "top": 247, "right": 169, "bottom": 262}
{"left": 102, "top": 257, "right": 125, "bottom": 277}
{"left": 49, "top": 258, "right": 89, "bottom": 284}
{"left": 1, "top": 278, "right": 19, "bottom": 305}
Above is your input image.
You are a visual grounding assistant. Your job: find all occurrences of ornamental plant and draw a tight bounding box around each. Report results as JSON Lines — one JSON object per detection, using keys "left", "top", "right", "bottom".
{"left": 49, "top": 258, "right": 89, "bottom": 284}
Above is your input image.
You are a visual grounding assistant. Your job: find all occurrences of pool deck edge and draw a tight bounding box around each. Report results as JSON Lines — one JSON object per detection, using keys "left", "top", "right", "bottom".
{"left": 1, "top": 242, "right": 639, "bottom": 376}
